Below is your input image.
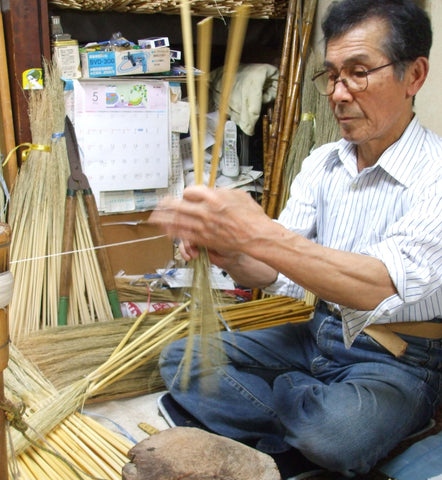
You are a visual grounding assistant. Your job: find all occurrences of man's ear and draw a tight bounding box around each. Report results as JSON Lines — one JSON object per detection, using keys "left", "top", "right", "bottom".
{"left": 406, "top": 56, "right": 429, "bottom": 98}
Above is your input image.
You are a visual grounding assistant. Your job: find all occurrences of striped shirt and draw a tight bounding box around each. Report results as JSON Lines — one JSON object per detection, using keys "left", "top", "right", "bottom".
{"left": 268, "top": 116, "right": 442, "bottom": 347}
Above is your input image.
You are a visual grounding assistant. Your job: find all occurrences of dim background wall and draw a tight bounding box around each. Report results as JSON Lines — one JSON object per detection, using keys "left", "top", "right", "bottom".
{"left": 312, "top": 0, "right": 442, "bottom": 136}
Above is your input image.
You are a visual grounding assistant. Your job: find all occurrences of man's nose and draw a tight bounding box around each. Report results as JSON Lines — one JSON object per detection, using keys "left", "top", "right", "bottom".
{"left": 331, "top": 79, "right": 353, "bottom": 102}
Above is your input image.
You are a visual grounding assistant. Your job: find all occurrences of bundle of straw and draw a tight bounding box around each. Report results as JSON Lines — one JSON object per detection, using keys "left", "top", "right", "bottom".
{"left": 8, "top": 59, "right": 112, "bottom": 341}
{"left": 176, "top": 1, "right": 251, "bottom": 389}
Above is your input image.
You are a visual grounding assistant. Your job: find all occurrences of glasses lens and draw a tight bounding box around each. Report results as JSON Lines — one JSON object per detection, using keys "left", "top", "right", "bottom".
{"left": 312, "top": 70, "right": 334, "bottom": 96}
{"left": 344, "top": 65, "right": 368, "bottom": 92}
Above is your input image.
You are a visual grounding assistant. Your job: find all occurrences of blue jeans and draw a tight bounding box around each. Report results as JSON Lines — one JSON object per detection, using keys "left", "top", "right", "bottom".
{"left": 159, "top": 302, "right": 442, "bottom": 476}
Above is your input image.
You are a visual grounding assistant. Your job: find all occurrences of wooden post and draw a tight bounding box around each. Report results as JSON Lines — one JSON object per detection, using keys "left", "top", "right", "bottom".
{"left": 0, "top": 12, "right": 17, "bottom": 190}
{"left": 0, "top": 223, "right": 12, "bottom": 479}
{"left": 1, "top": 0, "right": 51, "bottom": 147}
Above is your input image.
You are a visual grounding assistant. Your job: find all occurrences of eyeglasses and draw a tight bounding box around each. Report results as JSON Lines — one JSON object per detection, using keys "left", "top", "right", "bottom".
{"left": 311, "top": 62, "right": 395, "bottom": 96}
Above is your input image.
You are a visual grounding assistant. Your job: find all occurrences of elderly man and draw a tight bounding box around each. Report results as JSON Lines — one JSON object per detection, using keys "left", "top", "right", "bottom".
{"left": 150, "top": 0, "right": 442, "bottom": 476}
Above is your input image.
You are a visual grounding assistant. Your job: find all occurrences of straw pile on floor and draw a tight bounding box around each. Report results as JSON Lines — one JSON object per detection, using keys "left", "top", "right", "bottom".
{"left": 48, "top": 0, "right": 289, "bottom": 18}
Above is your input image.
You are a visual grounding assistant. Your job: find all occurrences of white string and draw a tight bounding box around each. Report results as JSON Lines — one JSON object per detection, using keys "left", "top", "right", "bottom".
{"left": 0, "top": 270, "right": 14, "bottom": 308}
{"left": 9, "top": 234, "right": 168, "bottom": 265}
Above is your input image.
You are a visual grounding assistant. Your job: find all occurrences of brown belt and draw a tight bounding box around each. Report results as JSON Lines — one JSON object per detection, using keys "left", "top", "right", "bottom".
{"left": 324, "top": 303, "right": 442, "bottom": 357}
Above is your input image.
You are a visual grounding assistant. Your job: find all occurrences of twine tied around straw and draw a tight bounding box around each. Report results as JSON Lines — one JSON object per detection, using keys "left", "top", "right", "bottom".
{"left": 1, "top": 398, "right": 107, "bottom": 480}
{"left": 2, "top": 142, "right": 51, "bottom": 167}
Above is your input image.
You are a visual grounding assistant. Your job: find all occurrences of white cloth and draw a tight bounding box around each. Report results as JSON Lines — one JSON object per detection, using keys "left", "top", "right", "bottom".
{"left": 209, "top": 63, "right": 279, "bottom": 136}
{"left": 266, "top": 116, "right": 442, "bottom": 347}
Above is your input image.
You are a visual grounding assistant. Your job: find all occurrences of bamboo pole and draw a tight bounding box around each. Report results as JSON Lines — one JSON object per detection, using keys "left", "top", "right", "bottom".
{"left": 0, "top": 14, "right": 17, "bottom": 190}
{"left": 0, "top": 223, "right": 12, "bottom": 480}
{"left": 266, "top": 0, "right": 318, "bottom": 219}
{"left": 197, "top": 16, "right": 213, "bottom": 185}
{"left": 261, "top": 0, "right": 298, "bottom": 213}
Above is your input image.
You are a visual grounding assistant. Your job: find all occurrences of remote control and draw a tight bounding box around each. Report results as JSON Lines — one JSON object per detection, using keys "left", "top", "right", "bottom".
{"left": 222, "top": 120, "right": 240, "bottom": 177}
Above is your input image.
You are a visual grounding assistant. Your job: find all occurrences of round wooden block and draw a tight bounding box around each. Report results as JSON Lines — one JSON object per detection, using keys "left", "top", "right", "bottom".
{"left": 122, "top": 426, "right": 281, "bottom": 480}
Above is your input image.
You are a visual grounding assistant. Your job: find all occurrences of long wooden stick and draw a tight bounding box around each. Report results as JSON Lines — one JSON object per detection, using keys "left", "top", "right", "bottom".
{"left": 208, "top": 5, "right": 250, "bottom": 187}
{"left": 261, "top": 0, "right": 298, "bottom": 213}
{"left": 180, "top": 0, "right": 201, "bottom": 181}
{"left": 197, "top": 17, "right": 213, "bottom": 185}
{"left": 266, "top": 0, "right": 318, "bottom": 219}
{"left": 0, "top": 223, "right": 11, "bottom": 480}
{"left": 0, "top": 14, "right": 17, "bottom": 190}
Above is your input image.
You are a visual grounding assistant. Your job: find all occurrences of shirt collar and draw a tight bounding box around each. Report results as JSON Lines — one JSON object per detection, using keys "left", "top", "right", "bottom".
{"left": 325, "top": 116, "right": 426, "bottom": 187}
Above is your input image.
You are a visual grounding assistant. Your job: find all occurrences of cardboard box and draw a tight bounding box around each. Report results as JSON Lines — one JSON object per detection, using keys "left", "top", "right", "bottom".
{"left": 81, "top": 47, "right": 170, "bottom": 78}
{"left": 99, "top": 211, "right": 174, "bottom": 275}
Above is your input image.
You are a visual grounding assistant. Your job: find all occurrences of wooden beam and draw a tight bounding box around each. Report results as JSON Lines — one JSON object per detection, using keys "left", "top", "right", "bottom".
{"left": 1, "top": 0, "right": 51, "bottom": 148}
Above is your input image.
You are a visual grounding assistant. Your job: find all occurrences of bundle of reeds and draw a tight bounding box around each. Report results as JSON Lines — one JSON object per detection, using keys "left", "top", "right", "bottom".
{"left": 262, "top": 0, "right": 318, "bottom": 219}
{"left": 7, "top": 59, "right": 112, "bottom": 342}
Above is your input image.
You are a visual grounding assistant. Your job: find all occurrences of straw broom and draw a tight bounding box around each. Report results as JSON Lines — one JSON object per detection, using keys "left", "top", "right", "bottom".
{"left": 16, "top": 296, "right": 314, "bottom": 402}
{"left": 8, "top": 59, "right": 112, "bottom": 341}
{"left": 176, "top": 2, "right": 251, "bottom": 390}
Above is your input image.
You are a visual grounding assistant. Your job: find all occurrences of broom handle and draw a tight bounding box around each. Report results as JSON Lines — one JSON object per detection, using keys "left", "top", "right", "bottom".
{"left": 0, "top": 223, "right": 11, "bottom": 480}
{"left": 83, "top": 192, "right": 122, "bottom": 319}
{"left": 58, "top": 194, "right": 77, "bottom": 325}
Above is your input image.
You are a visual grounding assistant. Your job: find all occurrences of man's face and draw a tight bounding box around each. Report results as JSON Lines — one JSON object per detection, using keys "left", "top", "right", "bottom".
{"left": 325, "top": 18, "right": 412, "bottom": 150}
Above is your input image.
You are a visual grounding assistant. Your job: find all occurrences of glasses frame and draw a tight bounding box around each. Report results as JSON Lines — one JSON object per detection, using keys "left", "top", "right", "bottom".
{"left": 311, "top": 61, "right": 395, "bottom": 96}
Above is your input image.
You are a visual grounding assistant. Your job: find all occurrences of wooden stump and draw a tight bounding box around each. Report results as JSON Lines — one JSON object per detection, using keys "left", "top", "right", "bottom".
{"left": 122, "top": 426, "right": 281, "bottom": 480}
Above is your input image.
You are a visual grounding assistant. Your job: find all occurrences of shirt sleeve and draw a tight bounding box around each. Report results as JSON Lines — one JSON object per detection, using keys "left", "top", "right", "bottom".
{"left": 341, "top": 180, "right": 442, "bottom": 347}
